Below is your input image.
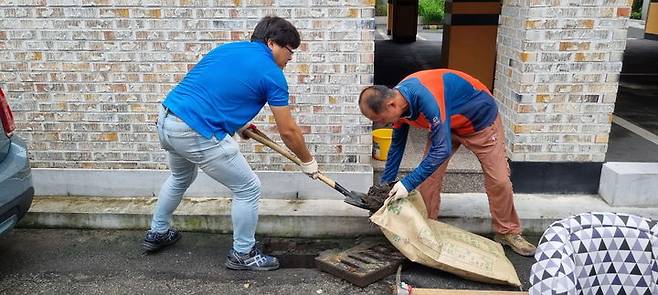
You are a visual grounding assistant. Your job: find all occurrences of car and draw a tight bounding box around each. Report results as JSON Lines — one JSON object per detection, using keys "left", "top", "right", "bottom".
{"left": 0, "top": 87, "right": 33, "bottom": 237}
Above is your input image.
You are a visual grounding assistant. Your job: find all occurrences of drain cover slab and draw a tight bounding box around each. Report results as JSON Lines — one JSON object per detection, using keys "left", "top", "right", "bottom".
{"left": 315, "top": 242, "right": 405, "bottom": 287}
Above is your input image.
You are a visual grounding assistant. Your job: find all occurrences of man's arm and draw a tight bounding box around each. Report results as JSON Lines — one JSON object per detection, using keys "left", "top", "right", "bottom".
{"left": 380, "top": 123, "right": 409, "bottom": 184}
{"left": 270, "top": 105, "right": 313, "bottom": 163}
{"left": 401, "top": 119, "right": 451, "bottom": 190}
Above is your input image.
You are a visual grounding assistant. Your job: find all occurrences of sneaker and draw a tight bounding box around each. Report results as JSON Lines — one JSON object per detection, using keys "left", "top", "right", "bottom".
{"left": 494, "top": 233, "right": 537, "bottom": 257}
{"left": 225, "top": 246, "right": 280, "bottom": 271}
{"left": 142, "top": 228, "right": 181, "bottom": 253}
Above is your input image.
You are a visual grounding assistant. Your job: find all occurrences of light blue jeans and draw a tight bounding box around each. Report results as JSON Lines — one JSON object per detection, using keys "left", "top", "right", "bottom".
{"left": 151, "top": 105, "right": 261, "bottom": 254}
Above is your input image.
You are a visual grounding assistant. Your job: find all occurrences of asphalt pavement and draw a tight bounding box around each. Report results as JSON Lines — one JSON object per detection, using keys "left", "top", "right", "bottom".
{"left": 0, "top": 229, "right": 537, "bottom": 294}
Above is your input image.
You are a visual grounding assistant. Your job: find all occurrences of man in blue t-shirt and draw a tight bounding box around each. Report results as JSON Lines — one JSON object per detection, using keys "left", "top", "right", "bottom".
{"left": 143, "top": 16, "right": 319, "bottom": 271}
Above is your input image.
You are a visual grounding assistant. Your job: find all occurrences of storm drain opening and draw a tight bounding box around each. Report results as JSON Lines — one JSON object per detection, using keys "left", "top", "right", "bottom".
{"left": 261, "top": 238, "right": 345, "bottom": 269}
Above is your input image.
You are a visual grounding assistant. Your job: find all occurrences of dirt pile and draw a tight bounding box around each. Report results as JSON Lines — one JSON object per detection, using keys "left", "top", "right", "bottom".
{"left": 362, "top": 183, "right": 393, "bottom": 212}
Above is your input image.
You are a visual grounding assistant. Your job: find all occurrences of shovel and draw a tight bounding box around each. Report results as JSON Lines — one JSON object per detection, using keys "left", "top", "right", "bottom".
{"left": 242, "top": 126, "right": 369, "bottom": 210}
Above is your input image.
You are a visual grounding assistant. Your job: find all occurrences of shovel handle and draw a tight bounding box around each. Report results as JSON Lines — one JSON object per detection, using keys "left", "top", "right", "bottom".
{"left": 242, "top": 128, "right": 337, "bottom": 188}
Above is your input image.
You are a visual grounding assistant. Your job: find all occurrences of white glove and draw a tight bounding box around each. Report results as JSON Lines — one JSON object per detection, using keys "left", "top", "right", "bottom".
{"left": 300, "top": 158, "right": 319, "bottom": 179}
{"left": 388, "top": 181, "right": 409, "bottom": 200}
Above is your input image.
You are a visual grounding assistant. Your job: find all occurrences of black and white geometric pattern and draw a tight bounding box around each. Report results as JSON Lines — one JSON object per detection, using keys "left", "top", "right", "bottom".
{"left": 529, "top": 212, "right": 658, "bottom": 295}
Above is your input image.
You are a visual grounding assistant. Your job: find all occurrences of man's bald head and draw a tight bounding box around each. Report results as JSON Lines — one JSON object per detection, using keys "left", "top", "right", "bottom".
{"left": 358, "top": 85, "right": 395, "bottom": 114}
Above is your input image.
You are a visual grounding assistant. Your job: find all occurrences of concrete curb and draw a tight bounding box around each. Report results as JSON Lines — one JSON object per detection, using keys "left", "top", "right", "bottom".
{"left": 32, "top": 168, "right": 373, "bottom": 199}
{"left": 599, "top": 162, "right": 658, "bottom": 206}
{"left": 20, "top": 196, "right": 379, "bottom": 238}
{"left": 19, "top": 193, "right": 658, "bottom": 237}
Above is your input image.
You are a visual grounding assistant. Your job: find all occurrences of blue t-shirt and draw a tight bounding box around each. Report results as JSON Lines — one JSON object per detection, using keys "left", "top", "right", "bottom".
{"left": 163, "top": 41, "right": 289, "bottom": 140}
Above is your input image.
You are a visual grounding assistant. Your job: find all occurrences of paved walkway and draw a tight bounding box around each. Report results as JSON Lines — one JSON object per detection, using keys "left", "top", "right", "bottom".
{"left": 617, "top": 38, "right": 658, "bottom": 135}
{"left": 607, "top": 38, "right": 658, "bottom": 161}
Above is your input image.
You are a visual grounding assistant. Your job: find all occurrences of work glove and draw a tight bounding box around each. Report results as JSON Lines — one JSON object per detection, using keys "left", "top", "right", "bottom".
{"left": 388, "top": 181, "right": 409, "bottom": 200}
{"left": 237, "top": 124, "right": 257, "bottom": 140}
{"left": 300, "top": 158, "right": 320, "bottom": 179}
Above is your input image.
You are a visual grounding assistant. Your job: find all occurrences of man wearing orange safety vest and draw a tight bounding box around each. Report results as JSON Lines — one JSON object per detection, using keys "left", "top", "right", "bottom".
{"left": 358, "top": 69, "right": 536, "bottom": 256}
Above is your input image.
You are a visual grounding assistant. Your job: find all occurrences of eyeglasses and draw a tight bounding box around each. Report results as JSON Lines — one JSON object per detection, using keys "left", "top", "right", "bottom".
{"left": 283, "top": 46, "right": 294, "bottom": 55}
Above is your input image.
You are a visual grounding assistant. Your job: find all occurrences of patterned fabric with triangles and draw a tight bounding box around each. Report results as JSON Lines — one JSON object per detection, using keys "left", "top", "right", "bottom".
{"left": 529, "top": 212, "right": 658, "bottom": 295}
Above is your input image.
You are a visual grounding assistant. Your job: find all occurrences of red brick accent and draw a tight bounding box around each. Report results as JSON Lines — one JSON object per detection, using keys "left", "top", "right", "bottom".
{"left": 617, "top": 7, "right": 630, "bottom": 17}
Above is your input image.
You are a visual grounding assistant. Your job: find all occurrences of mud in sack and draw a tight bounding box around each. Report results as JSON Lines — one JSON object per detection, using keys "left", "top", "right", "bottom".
{"left": 369, "top": 190, "right": 521, "bottom": 286}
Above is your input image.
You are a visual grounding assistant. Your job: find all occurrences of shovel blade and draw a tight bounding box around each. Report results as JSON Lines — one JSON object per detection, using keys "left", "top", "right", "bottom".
{"left": 344, "top": 191, "right": 370, "bottom": 210}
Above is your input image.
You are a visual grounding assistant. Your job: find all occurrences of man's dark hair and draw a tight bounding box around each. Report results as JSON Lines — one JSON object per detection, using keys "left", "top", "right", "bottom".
{"left": 251, "top": 16, "right": 301, "bottom": 49}
{"left": 359, "top": 85, "right": 395, "bottom": 114}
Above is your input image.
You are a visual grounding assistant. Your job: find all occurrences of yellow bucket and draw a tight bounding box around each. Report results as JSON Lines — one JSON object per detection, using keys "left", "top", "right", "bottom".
{"left": 372, "top": 128, "right": 393, "bottom": 161}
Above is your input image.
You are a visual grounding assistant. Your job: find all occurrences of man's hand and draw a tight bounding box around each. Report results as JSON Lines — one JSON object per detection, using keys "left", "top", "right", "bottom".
{"left": 300, "top": 158, "right": 319, "bottom": 179}
{"left": 388, "top": 181, "right": 409, "bottom": 200}
{"left": 237, "top": 124, "right": 257, "bottom": 140}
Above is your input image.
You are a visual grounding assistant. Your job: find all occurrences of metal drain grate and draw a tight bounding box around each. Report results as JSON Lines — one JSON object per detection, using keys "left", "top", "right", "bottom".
{"left": 315, "top": 242, "right": 406, "bottom": 287}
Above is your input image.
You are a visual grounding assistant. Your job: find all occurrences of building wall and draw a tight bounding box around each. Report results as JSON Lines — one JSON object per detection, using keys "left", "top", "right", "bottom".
{"left": 0, "top": 0, "right": 376, "bottom": 173}
{"left": 495, "top": 0, "right": 631, "bottom": 162}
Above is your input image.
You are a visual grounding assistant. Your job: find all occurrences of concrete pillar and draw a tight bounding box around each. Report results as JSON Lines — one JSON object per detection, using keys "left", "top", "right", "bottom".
{"left": 390, "top": 0, "right": 419, "bottom": 42}
{"left": 642, "top": 0, "right": 651, "bottom": 21}
{"left": 646, "top": 0, "right": 658, "bottom": 39}
{"left": 441, "top": 0, "right": 502, "bottom": 90}
{"left": 388, "top": 0, "right": 394, "bottom": 35}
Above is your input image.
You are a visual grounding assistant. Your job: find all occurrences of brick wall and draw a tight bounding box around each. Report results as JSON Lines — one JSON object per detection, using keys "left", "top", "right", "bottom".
{"left": 0, "top": 0, "right": 376, "bottom": 172}
{"left": 495, "top": 0, "right": 631, "bottom": 162}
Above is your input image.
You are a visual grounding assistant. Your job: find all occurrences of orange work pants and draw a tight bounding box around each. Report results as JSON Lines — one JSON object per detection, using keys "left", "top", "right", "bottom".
{"left": 416, "top": 116, "right": 521, "bottom": 235}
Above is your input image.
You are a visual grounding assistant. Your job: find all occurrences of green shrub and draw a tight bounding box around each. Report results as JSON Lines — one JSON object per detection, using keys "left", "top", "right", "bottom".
{"left": 419, "top": 0, "right": 445, "bottom": 25}
{"left": 631, "top": 11, "right": 642, "bottom": 19}
{"left": 375, "top": 0, "right": 388, "bottom": 16}
{"left": 631, "top": 0, "right": 643, "bottom": 19}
